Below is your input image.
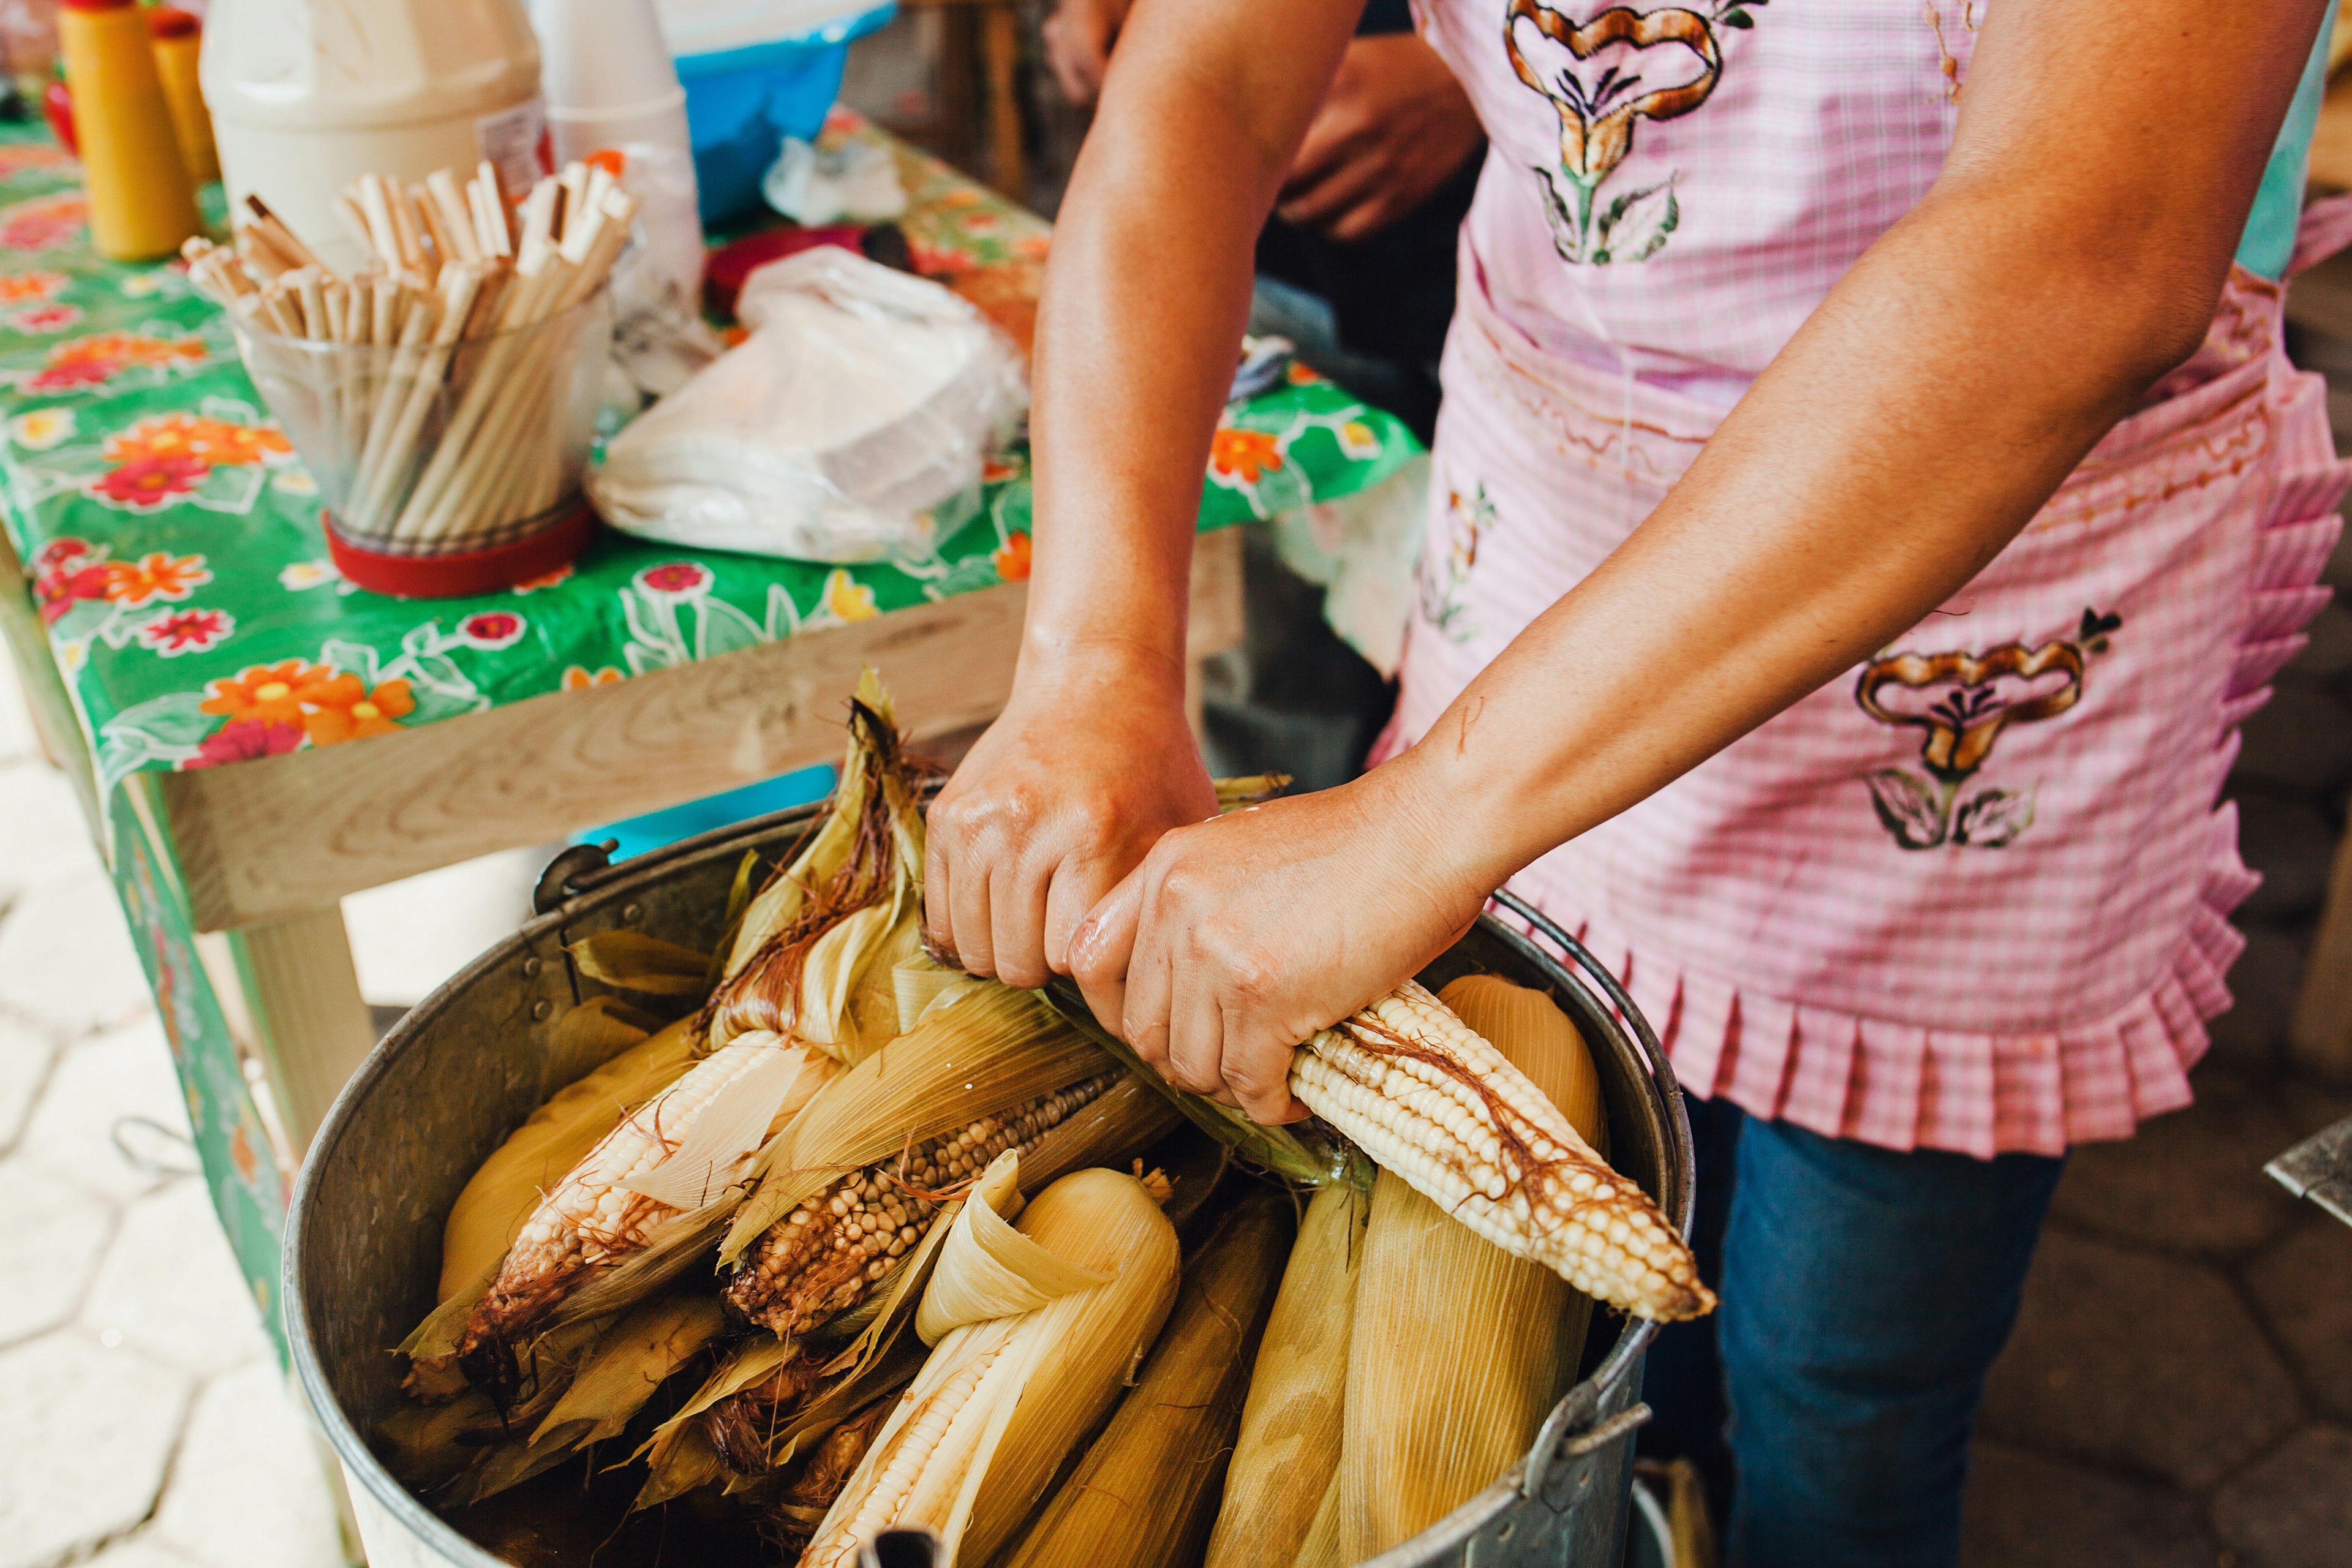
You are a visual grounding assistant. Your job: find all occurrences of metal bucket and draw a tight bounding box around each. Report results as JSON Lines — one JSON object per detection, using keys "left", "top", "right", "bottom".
{"left": 286, "top": 801, "right": 1698, "bottom": 1567}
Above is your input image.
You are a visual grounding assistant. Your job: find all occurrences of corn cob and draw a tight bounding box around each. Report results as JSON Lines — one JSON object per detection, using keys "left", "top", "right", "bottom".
{"left": 1290, "top": 979, "right": 1711, "bottom": 1322}
{"left": 459, "top": 1034, "right": 831, "bottom": 1363}
{"left": 725, "top": 1071, "right": 1121, "bottom": 1335}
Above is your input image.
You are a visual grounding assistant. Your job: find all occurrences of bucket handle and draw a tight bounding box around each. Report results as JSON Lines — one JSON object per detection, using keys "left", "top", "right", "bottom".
{"left": 1487, "top": 888, "right": 1679, "bottom": 1097}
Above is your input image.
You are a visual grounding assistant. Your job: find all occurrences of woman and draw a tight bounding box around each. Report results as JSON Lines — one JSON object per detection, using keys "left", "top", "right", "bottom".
{"left": 924, "top": 0, "right": 2342, "bottom": 1561}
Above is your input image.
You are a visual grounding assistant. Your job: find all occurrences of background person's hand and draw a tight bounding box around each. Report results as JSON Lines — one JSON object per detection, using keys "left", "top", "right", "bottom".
{"left": 1066, "top": 761, "right": 1487, "bottom": 1125}
{"left": 1042, "top": 0, "right": 1134, "bottom": 108}
{"left": 1275, "top": 33, "right": 1484, "bottom": 241}
{"left": 924, "top": 650, "right": 1217, "bottom": 989}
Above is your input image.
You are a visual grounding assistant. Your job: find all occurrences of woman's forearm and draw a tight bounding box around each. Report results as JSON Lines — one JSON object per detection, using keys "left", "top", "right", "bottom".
{"left": 1020, "top": 0, "right": 1362, "bottom": 693}
{"left": 1390, "top": 0, "right": 2327, "bottom": 896}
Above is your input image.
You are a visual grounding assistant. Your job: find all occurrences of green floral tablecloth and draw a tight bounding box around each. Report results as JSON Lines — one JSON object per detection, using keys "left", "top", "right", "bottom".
{"left": 0, "top": 116, "right": 1417, "bottom": 1362}
{"left": 1, "top": 115, "right": 1417, "bottom": 805}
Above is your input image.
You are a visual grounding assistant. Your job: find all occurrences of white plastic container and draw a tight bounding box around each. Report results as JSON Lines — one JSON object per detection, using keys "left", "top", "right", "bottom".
{"left": 532, "top": 0, "right": 690, "bottom": 165}
{"left": 200, "top": 0, "right": 548, "bottom": 274}
{"left": 529, "top": 0, "right": 705, "bottom": 336}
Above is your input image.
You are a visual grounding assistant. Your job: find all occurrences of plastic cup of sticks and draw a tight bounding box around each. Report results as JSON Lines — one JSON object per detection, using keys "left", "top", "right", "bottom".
{"left": 229, "top": 285, "right": 614, "bottom": 598}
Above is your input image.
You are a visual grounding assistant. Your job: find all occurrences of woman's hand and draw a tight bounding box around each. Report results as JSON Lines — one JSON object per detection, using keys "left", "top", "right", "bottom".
{"left": 1067, "top": 759, "right": 1488, "bottom": 1125}
{"left": 1275, "top": 34, "right": 1484, "bottom": 241}
{"left": 924, "top": 648, "right": 1216, "bottom": 989}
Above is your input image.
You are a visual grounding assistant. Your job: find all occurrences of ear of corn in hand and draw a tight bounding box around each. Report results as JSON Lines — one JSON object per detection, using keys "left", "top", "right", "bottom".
{"left": 1291, "top": 978, "right": 1711, "bottom": 1321}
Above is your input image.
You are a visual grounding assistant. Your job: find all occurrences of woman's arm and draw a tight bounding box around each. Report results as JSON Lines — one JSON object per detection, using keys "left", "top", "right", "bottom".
{"left": 1066, "top": 0, "right": 2331, "bottom": 1122}
{"left": 922, "top": 0, "right": 1363, "bottom": 986}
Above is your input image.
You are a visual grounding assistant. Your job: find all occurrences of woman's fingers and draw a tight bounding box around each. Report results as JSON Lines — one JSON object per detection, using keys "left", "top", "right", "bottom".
{"left": 1069, "top": 873, "right": 1141, "bottom": 1047}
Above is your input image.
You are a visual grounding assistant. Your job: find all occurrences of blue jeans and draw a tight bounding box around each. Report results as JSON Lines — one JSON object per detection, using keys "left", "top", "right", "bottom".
{"left": 1657, "top": 1104, "right": 2065, "bottom": 1567}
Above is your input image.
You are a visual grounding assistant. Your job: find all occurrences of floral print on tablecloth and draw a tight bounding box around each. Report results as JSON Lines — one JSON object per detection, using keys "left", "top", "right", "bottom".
{"left": 0, "top": 117, "right": 1419, "bottom": 815}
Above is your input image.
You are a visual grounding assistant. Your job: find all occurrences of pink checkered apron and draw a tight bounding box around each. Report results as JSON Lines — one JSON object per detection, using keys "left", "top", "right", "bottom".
{"left": 1384, "top": 0, "right": 2352, "bottom": 1155}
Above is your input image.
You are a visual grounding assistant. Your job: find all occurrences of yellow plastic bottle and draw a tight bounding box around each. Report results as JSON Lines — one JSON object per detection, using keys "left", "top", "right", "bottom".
{"left": 57, "top": 0, "right": 200, "bottom": 260}
{"left": 146, "top": 7, "right": 219, "bottom": 186}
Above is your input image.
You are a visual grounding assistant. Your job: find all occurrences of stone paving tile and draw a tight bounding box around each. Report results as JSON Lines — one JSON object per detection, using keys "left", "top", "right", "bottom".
{"left": 83, "top": 1178, "right": 271, "bottom": 1379}
{"left": 2206, "top": 927, "right": 2305, "bottom": 1075}
{"left": 2245, "top": 1216, "right": 2352, "bottom": 1423}
{"left": 2047, "top": 1070, "right": 2303, "bottom": 1256}
{"left": 0, "top": 870, "right": 154, "bottom": 1041}
{"left": 1958, "top": 1441, "right": 2217, "bottom": 1568}
{"left": 0, "top": 1161, "right": 110, "bottom": 1351}
{"left": 151, "top": 1361, "right": 346, "bottom": 1568}
{"left": 0, "top": 1007, "right": 59, "bottom": 1153}
{"left": 2234, "top": 685, "right": 2352, "bottom": 795}
{"left": 1978, "top": 1227, "right": 2302, "bottom": 1490}
{"left": 20, "top": 1017, "right": 192, "bottom": 1205}
{"left": 0, "top": 761, "right": 100, "bottom": 902}
{"left": 2211, "top": 1424, "right": 2352, "bottom": 1568}
{"left": 0, "top": 1332, "right": 192, "bottom": 1568}
{"left": 2234, "top": 793, "right": 2337, "bottom": 924}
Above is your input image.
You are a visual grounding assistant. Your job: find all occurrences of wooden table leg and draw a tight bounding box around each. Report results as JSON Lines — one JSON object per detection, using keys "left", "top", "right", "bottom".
{"left": 981, "top": 0, "right": 1025, "bottom": 202}
{"left": 2292, "top": 828, "right": 2352, "bottom": 1084}
{"left": 213, "top": 907, "right": 377, "bottom": 1151}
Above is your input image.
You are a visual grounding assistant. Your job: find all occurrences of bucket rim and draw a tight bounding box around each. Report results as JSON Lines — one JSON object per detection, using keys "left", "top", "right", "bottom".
{"left": 285, "top": 796, "right": 1698, "bottom": 1564}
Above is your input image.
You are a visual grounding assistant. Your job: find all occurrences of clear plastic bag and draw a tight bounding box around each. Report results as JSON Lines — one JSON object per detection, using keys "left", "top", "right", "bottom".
{"left": 589, "top": 245, "right": 1028, "bottom": 562}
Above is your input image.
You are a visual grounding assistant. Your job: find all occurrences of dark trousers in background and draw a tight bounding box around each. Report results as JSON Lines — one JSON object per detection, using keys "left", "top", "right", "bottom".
{"left": 1642, "top": 1097, "right": 2066, "bottom": 1567}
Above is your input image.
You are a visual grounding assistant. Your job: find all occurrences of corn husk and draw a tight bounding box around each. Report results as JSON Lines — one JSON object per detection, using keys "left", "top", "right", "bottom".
{"left": 1003, "top": 1188, "right": 1294, "bottom": 1568}
{"left": 379, "top": 1311, "right": 610, "bottom": 1490}
{"left": 567, "top": 931, "right": 717, "bottom": 998}
{"left": 452, "top": 1292, "right": 729, "bottom": 1504}
{"left": 1329, "top": 974, "right": 1608, "bottom": 1559}
{"left": 452, "top": 1034, "right": 834, "bottom": 1377}
{"left": 720, "top": 983, "right": 1109, "bottom": 1265}
{"left": 539, "top": 994, "right": 666, "bottom": 1094}
{"left": 1039, "top": 978, "right": 1336, "bottom": 1186}
{"left": 435, "top": 1014, "right": 699, "bottom": 1302}
{"left": 1203, "top": 1174, "right": 1371, "bottom": 1568}
{"left": 1213, "top": 773, "right": 1291, "bottom": 812}
{"left": 799, "top": 1157, "right": 1182, "bottom": 1567}
{"left": 707, "top": 669, "right": 927, "bottom": 1058}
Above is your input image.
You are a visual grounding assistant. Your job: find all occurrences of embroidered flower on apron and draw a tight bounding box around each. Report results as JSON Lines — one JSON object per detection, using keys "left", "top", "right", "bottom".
{"left": 1853, "top": 608, "right": 2123, "bottom": 851}
{"left": 1501, "top": 0, "right": 1751, "bottom": 264}
{"left": 1419, "top": 480, "right": 1500, "bottom": 642}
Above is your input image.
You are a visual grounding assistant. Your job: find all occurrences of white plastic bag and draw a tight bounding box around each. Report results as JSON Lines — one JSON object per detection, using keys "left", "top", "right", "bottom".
{"left": 589, "top": 246, "right": 1028, "bottom": 563}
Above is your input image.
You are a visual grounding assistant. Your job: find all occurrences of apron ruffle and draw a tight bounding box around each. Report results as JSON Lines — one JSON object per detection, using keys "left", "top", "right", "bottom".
{"left": 1486, "top": 334, "right": 2346, "bottom": 1158}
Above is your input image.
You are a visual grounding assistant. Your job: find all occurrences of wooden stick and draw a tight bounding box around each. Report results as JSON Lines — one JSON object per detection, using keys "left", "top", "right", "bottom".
{"left": 472, "top": 161, "right": 514, "bottom": 257}
{"left": 353, "top": 264, "right": 483, "bottom": 530}
{"left": 386, "top": 182, "right": 428, "bottom": 278}
{"left": 355, "top": 174, "right": 401, "bottom": 268}
{"left": 352, "top": 288, "right": 442, "bottom": 527}
{"left": 245, "top": 194, "right": 324, "bottom": 271}
{"left": 236, "top": 222, "right": 296, "bottom": 280}
{"left": 424, "top": 172, "right": 480, "bottom": 265}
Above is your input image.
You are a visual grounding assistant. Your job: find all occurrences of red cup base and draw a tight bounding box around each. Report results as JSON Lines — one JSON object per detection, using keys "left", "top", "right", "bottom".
{"left": 324, "top": 505, "right": 597, "bottom": 598}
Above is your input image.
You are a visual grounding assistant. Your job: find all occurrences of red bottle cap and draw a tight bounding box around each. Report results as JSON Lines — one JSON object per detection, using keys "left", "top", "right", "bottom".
{"left": 147, "top": 7, "right": 202, "bottom": 37}
{"left": 58, "top": 0, "right": 138, "bottom": 12}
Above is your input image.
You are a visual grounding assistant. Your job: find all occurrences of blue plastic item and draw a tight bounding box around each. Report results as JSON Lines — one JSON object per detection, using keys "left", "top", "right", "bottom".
{"left": 677, "top": 1, "right": 896, "bottom": 226}
{"left": 582, "top": 761, "right": 837, "bottom": 861}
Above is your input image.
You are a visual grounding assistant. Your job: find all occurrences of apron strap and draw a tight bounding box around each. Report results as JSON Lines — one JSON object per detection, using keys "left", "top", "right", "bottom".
{"left": 2288, "top": 192, "right": 2352, "bottom": 278}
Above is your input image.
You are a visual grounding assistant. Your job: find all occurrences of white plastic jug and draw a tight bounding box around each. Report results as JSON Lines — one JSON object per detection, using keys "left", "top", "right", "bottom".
{"left": 200, "top": 0, "right": 548, "bottom": 274}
